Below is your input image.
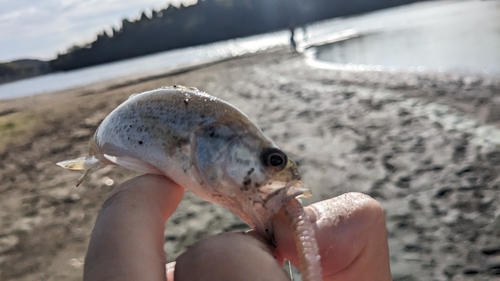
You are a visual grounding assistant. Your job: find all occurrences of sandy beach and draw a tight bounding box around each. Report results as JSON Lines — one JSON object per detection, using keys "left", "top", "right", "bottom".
{"left": 1, "top": 49, "right": 500, "bottom": 280}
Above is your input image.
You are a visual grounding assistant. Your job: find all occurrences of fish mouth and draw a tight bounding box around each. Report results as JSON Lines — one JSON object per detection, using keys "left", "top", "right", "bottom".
{"left": 260, "top": 180, "right": 311, "bottom": 214}
{"left": 241, "top": 180, "right": 311, "bottom": 242}
{"left": 284, "top": 180, "right": 312, "bottom": 199}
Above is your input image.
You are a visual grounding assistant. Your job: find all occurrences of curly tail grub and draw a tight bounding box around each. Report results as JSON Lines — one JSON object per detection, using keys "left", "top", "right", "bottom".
{"left": 283, "top": 198, "right": 322, "bottom": 281}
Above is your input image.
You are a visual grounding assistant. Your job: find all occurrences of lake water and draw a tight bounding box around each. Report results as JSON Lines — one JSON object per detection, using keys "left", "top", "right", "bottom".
{"left": 1, "top": 0, "right": 497, "bottom": 100}
{"left": 313, "top": 1, "right": 500, "bottom": 75}
{"left": 0, "top": 32, "right": 291, "bottom": 100}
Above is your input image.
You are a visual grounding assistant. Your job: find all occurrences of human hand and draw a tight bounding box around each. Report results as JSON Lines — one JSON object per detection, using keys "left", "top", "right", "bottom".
{"left": 83, "top": 174, "right": 391, "bottom": 281}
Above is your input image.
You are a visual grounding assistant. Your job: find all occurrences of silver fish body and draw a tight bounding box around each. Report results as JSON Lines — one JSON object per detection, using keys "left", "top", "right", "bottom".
{"left": 58, "top": 86, "right": 310, "bottom": 239}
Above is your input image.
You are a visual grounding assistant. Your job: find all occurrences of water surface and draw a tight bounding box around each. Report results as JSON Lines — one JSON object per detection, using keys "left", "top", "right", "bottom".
{"left": 0, "top": 32, "right": 290, "bottom": 100}
{"left": 314, "top": 1, "right": 500, "bottom": 75}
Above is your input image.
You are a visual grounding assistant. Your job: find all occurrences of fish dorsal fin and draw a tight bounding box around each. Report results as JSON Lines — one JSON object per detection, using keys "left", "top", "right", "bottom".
{"left": 128, "top": 93, "right": 140, "bottom": 99}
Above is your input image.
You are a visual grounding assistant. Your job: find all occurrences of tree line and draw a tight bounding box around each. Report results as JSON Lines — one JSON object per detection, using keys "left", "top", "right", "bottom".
{"left": 50, "top": 0, "right": 419, "bottom": 71}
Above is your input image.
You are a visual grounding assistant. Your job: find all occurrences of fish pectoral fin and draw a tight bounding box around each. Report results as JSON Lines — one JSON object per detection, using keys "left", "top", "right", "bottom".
{"left": 56, "top": 156, "right": 101, "bottom": 171}
{"left": 103, "top": 154, "right": 163, "bottom": 175}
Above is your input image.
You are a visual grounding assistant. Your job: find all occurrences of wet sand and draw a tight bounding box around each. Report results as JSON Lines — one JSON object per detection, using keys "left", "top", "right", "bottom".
{"left": 1, "top": 49, "right": 500, "bottom": 280}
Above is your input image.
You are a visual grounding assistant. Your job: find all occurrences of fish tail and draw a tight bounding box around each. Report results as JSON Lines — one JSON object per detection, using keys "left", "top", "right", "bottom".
{"left": 56, "top": 156, "right": 101, "bottom": 170}
{"left": 56, "top": 156, "right": 105, "bottom": 186}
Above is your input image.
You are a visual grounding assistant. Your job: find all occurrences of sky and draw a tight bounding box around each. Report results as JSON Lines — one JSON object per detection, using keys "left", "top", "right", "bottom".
{"left": 0, "top": 0, "right": 197, "bottom": 62}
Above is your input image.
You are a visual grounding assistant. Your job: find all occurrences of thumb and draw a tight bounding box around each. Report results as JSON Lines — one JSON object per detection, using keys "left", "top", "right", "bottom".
{"left": 273, "top": 193, "right": 391, "bottom": 281}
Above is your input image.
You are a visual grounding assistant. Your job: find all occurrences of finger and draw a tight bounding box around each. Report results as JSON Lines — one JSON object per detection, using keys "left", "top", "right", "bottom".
{"left": 84, "top": 174, "right": 185, "bottom": 281}
{"left": 174, "top": 232, "right": 289, "bottom": 281}
{"left": 273, "top": 192, "right": 391, "bottom": 281}
{"left": 166, "top": 262, "right": 176, "bottom": 281}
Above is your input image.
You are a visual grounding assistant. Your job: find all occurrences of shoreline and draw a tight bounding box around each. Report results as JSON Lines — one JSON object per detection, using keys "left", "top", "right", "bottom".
{"left": 1, "top": 49, "right": 500, "bottom": 281}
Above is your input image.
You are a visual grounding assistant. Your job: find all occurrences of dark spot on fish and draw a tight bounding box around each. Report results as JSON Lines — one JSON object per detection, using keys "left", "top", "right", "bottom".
{"left": 270, "top": 233, "right": 277, "bottom": 247}
{"left": 243, "top": 178, "right": 251, "bottom": 190}
{"left": 254, "top": 182, "right": 261, "bottom": 188}
{"left": 236, "top": 158, "right": 251, "bottom": 166}
{"left": 138, "top": 141, "right": 143, "bottom": 145}
{"left": 176, "top": 138, "right": 190, "bottom": 149}
{"left": 200, "top": 114, "right": 205, "bottom": 118}
{"left": 209, "top": 131, "right": 215, "bottom": 138}
{"left": 261, "top": 189, "right": 284, "bottom": 206}
{"left": 242, "top": 168, "right": 255, "bottom": 190}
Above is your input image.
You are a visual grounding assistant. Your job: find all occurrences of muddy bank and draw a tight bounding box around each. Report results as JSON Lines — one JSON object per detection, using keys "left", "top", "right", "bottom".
{"left": 1, "top": 50, "right": 500, "bottom": 280}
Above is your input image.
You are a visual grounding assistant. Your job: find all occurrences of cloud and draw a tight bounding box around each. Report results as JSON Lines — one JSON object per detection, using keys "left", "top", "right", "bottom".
{"left": 0, "top": 0, "right": 197, "bottom": 61}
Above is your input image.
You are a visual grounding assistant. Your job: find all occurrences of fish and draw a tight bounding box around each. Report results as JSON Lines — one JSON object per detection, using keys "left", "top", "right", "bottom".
{"left": 57, "top": 86, "right": 322, "bottom": 280}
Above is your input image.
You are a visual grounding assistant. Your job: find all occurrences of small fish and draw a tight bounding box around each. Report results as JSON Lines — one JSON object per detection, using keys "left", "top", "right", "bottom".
{"left": 57, "top": 86, "right": 321, "bottom": 280}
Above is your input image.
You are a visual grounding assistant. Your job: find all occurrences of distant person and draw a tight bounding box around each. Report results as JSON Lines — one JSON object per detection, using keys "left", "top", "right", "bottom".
{"left": 289, "top": 26, "right": 297, "bottom": 52}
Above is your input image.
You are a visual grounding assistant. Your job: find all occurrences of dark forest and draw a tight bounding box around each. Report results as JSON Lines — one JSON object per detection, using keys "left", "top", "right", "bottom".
{"left": 49, "top": 0, "right": 419, "bottom": 71}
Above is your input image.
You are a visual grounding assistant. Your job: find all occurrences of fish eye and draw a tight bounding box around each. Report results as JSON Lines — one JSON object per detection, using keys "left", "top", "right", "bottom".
{"left": 261, "top": 148, "right": 287, "bottom": 170}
